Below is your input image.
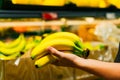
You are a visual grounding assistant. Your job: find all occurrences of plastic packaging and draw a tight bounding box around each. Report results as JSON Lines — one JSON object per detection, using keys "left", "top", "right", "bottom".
{"left": 94, "top": 22, "right": 120, "bottom": 47}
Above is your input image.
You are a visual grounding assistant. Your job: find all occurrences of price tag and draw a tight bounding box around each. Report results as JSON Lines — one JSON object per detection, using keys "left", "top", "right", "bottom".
{"left": 106, "top": 13, "right": 116, "bottom": 19}
{"left": 42, "top": 12, "right": 58, "bottom": 20}
{"left": 14, "top": 58, "right": 20, "bottom": 66}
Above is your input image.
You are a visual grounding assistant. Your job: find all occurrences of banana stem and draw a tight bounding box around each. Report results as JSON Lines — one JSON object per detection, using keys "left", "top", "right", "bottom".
{"left": 74, "top": 41, "right": 84, "bottom": 49}
{"left": 73, "top": 45, "right": 90, "bottom": 58}
{"left": 74, "top": 46, "right": 84, "bottom": 53}
{"left": 77, "top": 41, "right": 84, "bottom": 49}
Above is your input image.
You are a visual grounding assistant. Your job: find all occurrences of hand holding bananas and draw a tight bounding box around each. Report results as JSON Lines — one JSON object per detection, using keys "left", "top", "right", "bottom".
{"left": 31, "top": 32, "right": 90, "bottom": 68}
{"left": 47, "top": 47, "right": 85, "bottom": 67}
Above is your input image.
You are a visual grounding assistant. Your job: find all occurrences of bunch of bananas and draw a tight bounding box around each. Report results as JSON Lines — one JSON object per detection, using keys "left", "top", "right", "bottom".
{"left": 0, "top": 34, "right": 42, "bottom": 60}
{"left": 23, "top": 36, "right": 42, "bottom": 52}
{"left": 30, "top": 32, "right": 90, "bottom": 68}
{"left": 0, "top": 34, "right": 26, "bottom": 60}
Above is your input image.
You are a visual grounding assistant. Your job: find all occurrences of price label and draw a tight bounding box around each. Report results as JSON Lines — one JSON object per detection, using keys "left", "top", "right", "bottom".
{"left": 106, "top": 13, "right": 116, "bottom": 19}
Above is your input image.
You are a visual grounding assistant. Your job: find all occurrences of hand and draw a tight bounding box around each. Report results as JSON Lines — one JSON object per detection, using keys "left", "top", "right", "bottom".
{"left": 47, "top": 47, "right": 82, "bottom": 67}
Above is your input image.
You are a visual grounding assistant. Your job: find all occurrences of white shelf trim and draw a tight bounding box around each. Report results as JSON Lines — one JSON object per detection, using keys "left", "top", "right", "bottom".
{"left": 0, "top": 19, "right": 120, "bottom": 27}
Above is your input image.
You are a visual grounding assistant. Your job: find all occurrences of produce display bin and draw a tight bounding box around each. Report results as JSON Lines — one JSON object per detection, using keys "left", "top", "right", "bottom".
{"left": 0, "top": 44, "right": 118, "bottom": 80}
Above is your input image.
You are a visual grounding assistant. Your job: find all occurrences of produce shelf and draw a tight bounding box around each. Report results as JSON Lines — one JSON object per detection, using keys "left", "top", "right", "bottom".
{"left": 1, "top": 0, "right": 120, "bottom": 18}
{"left": 0, "top": 19, "right": 120, "bottom": 27}
{"left": 0, "top": 10, "right": 120, "bottom": 18}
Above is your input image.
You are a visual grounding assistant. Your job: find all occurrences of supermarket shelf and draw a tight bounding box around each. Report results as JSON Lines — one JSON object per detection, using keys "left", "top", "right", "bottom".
{"left": 0, "top": 19, "right": 120, "bottom": 27}
{"left": 2, "top": 0, "right": 120, "bottom": 11}
{"left": 1, "top": 0, "right": 120, "bottom": 18}
{"left": 0, "top": 10, "right": 42, "bottom": 18}
{"left": 0, "top": 10, "right": 120, "bottom": 18}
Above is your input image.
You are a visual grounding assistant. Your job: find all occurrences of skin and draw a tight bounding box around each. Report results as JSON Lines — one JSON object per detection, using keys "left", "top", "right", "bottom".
{"left": 47, "top": 47, "right": 120, "bottom": 80}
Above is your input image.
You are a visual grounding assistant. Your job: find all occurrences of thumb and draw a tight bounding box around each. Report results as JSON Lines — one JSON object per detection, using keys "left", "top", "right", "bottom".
{"left": 47, "top": 47, "right": 64, "bottom": 58}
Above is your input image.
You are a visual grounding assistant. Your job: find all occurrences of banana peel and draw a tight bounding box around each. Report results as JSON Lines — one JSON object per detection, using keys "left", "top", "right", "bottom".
{"left": 0, "top": 52, "right": 22, "bottom": 60}
{"left": 23, "top": 36, "right": 42, "bottom": 52}
{"left": 12, "top": 0, "right": 43, "bottom": 5}
{"left": 42, "top": 0, "right": 66, "bottom": 6}
{"left": 23, "top": 39, "right": 41, "bottom": 52}
{"left": 35, "top": 54, "right": 56, "bottom": 68}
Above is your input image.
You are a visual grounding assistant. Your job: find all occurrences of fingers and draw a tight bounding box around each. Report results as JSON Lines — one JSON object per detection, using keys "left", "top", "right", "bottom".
{"left": 47, "top": 47, "right": 80, "bottom": 67}
{"left": 47, "top": 47, "right": 79, "bottom": 60}
{"left": 47, "top": 47, "right": 64, "bottom": 58}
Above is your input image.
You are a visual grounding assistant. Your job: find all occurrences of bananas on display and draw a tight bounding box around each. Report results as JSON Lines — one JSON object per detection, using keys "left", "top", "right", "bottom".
{"left": 23, "top": 36, "right": 42, "bottom": 52}
{"left": 11, "top": 0, "right": 120, "bottom": 9}
{"left": 12, "top": 0, "right": 43, "bottom": 5}
{"left": 12, "top": 0, "right": 66, "bottom": 6}
{"left": 0, "top": 52, "right": 22, "bottom": 60}
{"left": 0, "top": 34, "right": 22, "bottom": 48}
{"left": 0, "top": 34, "right": 42, "bottom": 60}
{"left": 0, "top": 34, "right": 26, "bottom": 60}
{"left": 69, "top": 0, "right": 109, "bottom": 8}
{"left": 31, "top": 32, "right": 89, "bottom": 68}
{"left": 0, "top": 34, "right": 25, "bottom": 55}
{"left": 42, "top": 0, "right": 66, "bottom": 6}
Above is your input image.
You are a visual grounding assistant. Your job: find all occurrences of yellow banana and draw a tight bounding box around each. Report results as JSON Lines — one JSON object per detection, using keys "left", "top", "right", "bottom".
{"left": 31, "top": 38, "right": 83, "bottom": 59}
{"left": 0, "top": 52, "right": 21, "bottom": 60}
{"left": 42, "top": 0, "right": 66, "bottom": 6}
{"left": 0, "top": 34, "right": 26, "bottom": 55}
{"left": 0, "top": 34, "right": 23, "bottom": 48}
{"left": 53, "top": 45, "right": 73, "bottom": 51}
{"left": 23, "top": 42, "right": 35, "bottom": 52}
{"left": 35, "top": 51, "right": 74, "bottom": 68}
{"left": 0, "top": 41, "right": 4, "bottom": 47}
{"left": 12, "top": 0, "right": 31, "bottom": 4}
{"left": 23, "top": 39, "right": 41, "bottom": 52}
{"left": 34, "top": 36, "right": 42, "bottom": 42}
{"left": 35, "top": 54, "right": 56, "bottom": 68}
{"left": 98, "top": 0, "right": 109, "bottom": 8}
{"left": 12, "top": 0, "right": 45, "bottom": 5}
{"left": 35, "top": 49, "right": 89, "bottom": 68}
{"left": 39, "top": 32, "right": 84, "bottom": 49}
{"left": 23, "top": 35, "right": 41, "bottom": 52}
{"left": 34, "top": 45, "right": 73, "bottom": 61}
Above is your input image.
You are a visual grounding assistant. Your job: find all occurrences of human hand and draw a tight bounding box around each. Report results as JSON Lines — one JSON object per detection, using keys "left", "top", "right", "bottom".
{"left": 47, "top": 47, "right": 83, "bottom": 67}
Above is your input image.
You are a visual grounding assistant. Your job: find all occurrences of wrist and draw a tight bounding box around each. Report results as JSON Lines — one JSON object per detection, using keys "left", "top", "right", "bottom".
{"left": 74, "top": 57, "right": 88, "bottom": 69}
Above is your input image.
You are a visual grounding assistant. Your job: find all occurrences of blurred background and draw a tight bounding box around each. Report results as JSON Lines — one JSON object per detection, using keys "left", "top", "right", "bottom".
{"left": 0, "top": 0, "right": 120, "bottom": 80}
